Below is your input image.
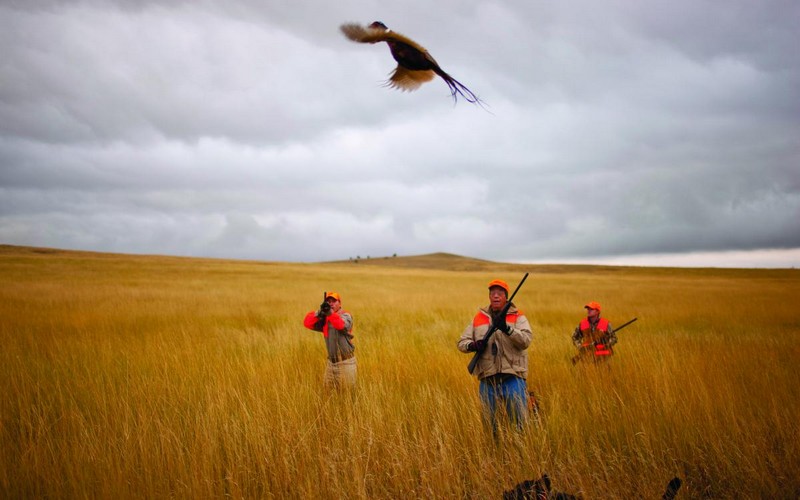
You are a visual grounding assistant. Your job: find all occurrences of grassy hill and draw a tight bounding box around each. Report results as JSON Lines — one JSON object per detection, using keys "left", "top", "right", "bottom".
{"left": 5, "top": 244, "right": 794, "bottom": 276}
{"left": 327, "top": 249, "right": 796, "bottom": 278}
{"left": 329, "top": 251, "right": 498, "bottom": 270}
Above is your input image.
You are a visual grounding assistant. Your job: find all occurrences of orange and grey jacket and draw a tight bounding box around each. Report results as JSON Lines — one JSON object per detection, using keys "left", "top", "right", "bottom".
{"left": 457, "top": 304, "right": 532, "bottom": 380}
{"left": 572, "top": 318, "right": 617, "bottom": 355}
{"left": 303, "top": 310, "right": 355, "bottom": 363}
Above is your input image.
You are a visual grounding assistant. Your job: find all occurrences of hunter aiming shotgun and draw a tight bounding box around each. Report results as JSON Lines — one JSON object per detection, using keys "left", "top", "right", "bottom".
{"left": 314, "top": 292, "right": 332, "bottom": 330}
{"left": 571, "top": 316, "right": 638, "bottom": 364}
{"left": 321, "top": 291, "right": 333, "bottom": 315}
{"left": 467, "top": 272, "right": 529, "bottom": 374}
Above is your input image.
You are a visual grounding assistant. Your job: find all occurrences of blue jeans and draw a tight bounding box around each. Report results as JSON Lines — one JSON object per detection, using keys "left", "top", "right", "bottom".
{"left": 479, "top": 374, "right": 529, "bottom": 434}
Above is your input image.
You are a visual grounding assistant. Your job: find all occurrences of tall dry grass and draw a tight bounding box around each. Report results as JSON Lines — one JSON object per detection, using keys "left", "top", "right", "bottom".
{"left": 1, "top": 245, "right": 798, "bottom": 498}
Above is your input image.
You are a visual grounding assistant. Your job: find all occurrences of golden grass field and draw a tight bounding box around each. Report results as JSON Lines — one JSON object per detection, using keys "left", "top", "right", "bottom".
{"left": 1, "top": 245, "right": 799, "bottom": 498}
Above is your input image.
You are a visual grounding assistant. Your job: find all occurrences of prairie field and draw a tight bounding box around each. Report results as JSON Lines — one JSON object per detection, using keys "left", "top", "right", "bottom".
{"left": 1, "top": 245, "right": 799, "bottom": 498}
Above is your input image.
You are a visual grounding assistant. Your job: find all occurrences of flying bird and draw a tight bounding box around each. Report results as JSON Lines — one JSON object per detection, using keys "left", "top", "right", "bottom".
{"left": 340, "top": 21, "right": 482, "bottom": 105}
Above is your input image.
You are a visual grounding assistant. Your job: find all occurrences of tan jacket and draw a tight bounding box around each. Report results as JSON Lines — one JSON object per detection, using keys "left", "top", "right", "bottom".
{"left": 457, "top": 304, "right": 532, "bottom": 380}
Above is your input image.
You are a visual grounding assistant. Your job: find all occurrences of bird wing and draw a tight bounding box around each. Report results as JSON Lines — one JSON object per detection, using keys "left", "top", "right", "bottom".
{"left": 340, "top": 23, "right": 390, "bottom": 43}
{"left": 386, "top": 67, "right": 436, "bottom": 92}
{"left": 340, "top": 23, "right": 431, "bottom": 55}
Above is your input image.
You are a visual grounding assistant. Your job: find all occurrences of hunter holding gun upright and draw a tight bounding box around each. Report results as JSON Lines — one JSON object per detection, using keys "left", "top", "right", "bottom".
{"left": 571, "top": 301, "right": 617, "bottom": 364}
{"left": 303, "top": 292, "right": 356, "bottom": 390}
{"left": 458, "top": 278, "right": 532, "bottom": 435}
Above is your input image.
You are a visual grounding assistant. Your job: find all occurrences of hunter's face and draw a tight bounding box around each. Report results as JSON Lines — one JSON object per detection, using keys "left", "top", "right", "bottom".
{"left": 586, "top": 307, "right": 599, "bottom": 320}
{"left": 326, "top": 297, "right": 341, "bottom": 312}
{"left": 488, "top": 287, "right": 507, "bottom": 311}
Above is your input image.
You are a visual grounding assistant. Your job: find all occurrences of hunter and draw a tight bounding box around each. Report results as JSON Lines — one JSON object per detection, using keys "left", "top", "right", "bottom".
{"left": 572, "top": 301, "right": 617, "bottom": 363}
{"left": 302, "top": 291, "right": 356, "bottom": 389}
{"left": 458, "top": 279, "right": 532, "bottom": 434}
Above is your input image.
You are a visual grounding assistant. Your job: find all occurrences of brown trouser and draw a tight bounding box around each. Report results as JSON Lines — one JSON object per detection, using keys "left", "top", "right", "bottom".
{"left": 323, "top": 356, "right": 357, "bottom": 389}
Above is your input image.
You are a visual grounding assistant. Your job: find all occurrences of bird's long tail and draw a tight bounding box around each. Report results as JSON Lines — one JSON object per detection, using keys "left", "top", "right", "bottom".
{"left": 434, "top": 68, "right": 484, "bottom": 106}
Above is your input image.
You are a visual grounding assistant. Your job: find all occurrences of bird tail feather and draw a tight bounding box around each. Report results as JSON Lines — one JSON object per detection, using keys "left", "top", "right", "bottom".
{"left": 434, "top": 68, "right": 483, "bottom": 105}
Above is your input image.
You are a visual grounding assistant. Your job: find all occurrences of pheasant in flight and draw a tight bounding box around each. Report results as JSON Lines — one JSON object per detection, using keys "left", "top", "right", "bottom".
{"left": 340, "top": 21, "right": 482, "bottom": 104}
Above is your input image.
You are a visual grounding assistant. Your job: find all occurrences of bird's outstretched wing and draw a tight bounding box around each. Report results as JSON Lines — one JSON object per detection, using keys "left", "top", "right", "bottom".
{"left": 340, "top": 23, "right": 430, "bottom": 55}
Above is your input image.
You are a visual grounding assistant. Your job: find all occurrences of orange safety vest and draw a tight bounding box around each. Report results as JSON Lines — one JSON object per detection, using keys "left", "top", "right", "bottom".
{"left": 579, "top": 317, "right": 612, "bottom": 357}
{"left": 473, "top": 311, "right": 521, "bottom": 330}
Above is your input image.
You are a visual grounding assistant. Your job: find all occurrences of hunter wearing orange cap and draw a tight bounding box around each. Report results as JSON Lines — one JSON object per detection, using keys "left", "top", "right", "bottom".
{"left": 303, "top": 291, "right": 356, "bottom": 389}
{"left": 572, "top": 301, "right": 617, "bottom": 363}
{"left": 457, "top": 278, "right": 532, "bottom": 434}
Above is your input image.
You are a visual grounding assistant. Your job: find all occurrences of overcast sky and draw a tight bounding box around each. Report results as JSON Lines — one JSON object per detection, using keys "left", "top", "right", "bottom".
{"left": 2, "top": 0, "right": 799, "bottom": 267}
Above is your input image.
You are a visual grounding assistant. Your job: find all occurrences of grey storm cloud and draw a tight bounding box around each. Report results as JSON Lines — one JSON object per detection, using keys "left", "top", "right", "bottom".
{"left": 1, "top": 0, "right": 799, "bottom": 266}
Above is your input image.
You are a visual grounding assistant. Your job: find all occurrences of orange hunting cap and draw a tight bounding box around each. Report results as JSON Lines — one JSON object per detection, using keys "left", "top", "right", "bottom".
{"left": 584, "top": 301, "right": 601, "bottom": 311}
{"left": 325, "top": 292, "right": 341, "bottom": 302}
{"left": 487, "top": 279, "right": 510, "bottom": 294}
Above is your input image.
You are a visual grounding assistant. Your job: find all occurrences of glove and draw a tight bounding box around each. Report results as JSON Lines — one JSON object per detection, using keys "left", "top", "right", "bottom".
{"left": 492, "top": 314, "right": 511, "bottom": 335}
{"left": 467, "top": 339, "right": 486, "bottom": 352}
{"left": 319, "top": 301, "right": 331, "bottom": 316}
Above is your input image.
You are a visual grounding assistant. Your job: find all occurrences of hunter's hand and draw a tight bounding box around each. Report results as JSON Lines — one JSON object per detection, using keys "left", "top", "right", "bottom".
{"left": 319, "top": 302, "right": 331, "bottom": 316}
{"left": 492, "top": 315, "right": 511, "bottom": 335}
{"left": 467, "top": 339, "right": 486, "bottom": 352}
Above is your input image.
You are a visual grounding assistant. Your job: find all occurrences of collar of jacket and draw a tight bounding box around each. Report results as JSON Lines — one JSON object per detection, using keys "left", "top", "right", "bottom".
{"left": 479, "top": 303, "right": 518, "bottom": 316}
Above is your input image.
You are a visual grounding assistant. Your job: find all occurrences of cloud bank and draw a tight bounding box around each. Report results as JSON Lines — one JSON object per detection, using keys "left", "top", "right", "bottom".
{"left": 2, "top": 1, "right": 799, "bottom": 266}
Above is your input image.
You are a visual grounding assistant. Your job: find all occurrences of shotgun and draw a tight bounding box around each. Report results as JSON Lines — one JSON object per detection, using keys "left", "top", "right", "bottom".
{"left": 467, "top": 273, "right": 529, "bottom": 374}
{"left": 312, "top": 292, "right": 332, "bottom": 331}
{"left": 571, "top": 317, "right": 638, "bottom": 364}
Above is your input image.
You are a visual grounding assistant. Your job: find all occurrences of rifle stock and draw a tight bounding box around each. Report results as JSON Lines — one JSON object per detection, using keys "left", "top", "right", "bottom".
{"left": 467, "top": 273, "right": 529, "bottom": 374}
{"left": 570, "top": 317, "right": 638, "bottom": 365}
